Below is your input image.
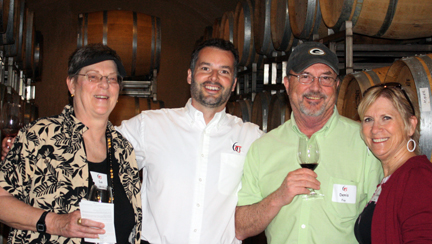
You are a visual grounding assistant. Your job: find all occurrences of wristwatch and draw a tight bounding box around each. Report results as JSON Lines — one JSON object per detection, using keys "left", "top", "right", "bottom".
{"left": 36, "top": 211, "right": 49, "bottom": 233}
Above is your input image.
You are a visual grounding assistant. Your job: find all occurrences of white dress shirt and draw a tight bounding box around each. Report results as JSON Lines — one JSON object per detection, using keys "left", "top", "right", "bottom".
{"left": 116, "top": 99, "right": 263, "bottom": 244}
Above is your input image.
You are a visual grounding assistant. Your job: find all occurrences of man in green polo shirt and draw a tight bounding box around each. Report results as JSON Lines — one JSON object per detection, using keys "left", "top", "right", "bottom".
{"left": 235, "top": 42, "right": 383, "bottom": 243}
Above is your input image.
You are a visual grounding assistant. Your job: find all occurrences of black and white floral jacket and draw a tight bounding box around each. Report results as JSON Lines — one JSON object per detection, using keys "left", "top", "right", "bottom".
{"left": 0, "top": 105, "right": 142, "bottom": 244}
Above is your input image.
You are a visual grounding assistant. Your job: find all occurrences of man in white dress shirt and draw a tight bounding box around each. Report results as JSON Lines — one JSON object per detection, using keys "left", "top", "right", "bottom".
{"left": 117, "top": 38, "right": 263, "bottom": 244}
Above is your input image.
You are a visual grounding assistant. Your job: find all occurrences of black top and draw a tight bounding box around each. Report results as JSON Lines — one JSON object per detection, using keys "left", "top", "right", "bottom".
{"left": 86, "top": 158, "right": 135, "bottom": 244}
{"left": 354, "top": 201, "right": 376, "bottom": 244}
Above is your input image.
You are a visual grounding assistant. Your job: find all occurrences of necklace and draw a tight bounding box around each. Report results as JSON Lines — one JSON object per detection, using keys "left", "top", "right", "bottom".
{"left": 106, "top": 127, "right": 115, "bottom": 203}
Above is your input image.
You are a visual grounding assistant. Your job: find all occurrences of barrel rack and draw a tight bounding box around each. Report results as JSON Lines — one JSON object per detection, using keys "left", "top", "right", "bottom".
{"left": 0, "top": 53, "right": 36, "bottom": 119}
{"left": 230, "top": 20, "right": 432, "bottom": 134}
{"left": 235, "top": 21, "right": 432, "bottom": 100}
{"left": 120, "top": 69, "right": 158, "bottom": 101}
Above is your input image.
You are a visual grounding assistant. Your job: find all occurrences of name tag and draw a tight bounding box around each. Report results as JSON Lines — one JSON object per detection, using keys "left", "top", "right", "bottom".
{"left": 90, "top": 171, "right": 108, "bottom": 189}
{"left": 332, "top": 184, "right": 357, "bottom": 204}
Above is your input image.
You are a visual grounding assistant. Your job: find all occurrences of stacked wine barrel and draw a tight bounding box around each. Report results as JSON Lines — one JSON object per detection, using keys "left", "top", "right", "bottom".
{"left": 77, "top": 10, "right": 161, "bottom": 80}
{"left": 77, "top": 10, "right": 164, "bottom": 125}
{"left": 201, "top": 0, "right": 432, "bottom": 169}
{"left": 0, "top": 0, "right": 42, "bottom": 131}
{"left": 337, "top": 54, "right": 432, "bottom": 162}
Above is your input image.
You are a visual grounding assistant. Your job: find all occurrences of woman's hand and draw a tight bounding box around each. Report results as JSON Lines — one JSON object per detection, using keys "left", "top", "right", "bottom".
{"left": 47, "top": 210, "right": 105, "bottom": 238}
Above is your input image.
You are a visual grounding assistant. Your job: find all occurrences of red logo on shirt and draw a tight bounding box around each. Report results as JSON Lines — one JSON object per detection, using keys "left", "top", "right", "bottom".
{"left": 232, "top": 142, "right": 242, "bottom": 153}
{"left": 342, "top": 186, "right": 348, "bottom": 192}
{"left": 98, "top": 174, "right": 102, "bottom": 179}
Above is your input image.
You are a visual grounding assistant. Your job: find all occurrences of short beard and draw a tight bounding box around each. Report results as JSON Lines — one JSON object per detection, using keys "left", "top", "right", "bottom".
{"left": 299, "top": 91, "right": 327, "bottom": 117}
{"left": 190, "top": 77, "right": 233, "bottom": 108}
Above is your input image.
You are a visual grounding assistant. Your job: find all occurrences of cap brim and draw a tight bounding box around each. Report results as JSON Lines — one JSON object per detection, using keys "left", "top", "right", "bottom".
{"left": 292, "top": 57, "right": 339, "bottom": 75}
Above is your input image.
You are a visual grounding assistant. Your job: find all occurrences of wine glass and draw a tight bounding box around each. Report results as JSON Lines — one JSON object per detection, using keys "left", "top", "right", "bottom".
{"left": 88, "top": 185, "right": 113, "bottom": 203}
{"left": 0, "top": 102, "right": 24, "bottom": 143}
{"left": 298, "top": 137, "right": 323, "bottom": 198}
{"left": 87, "top": 185, "right": 114, "bottom": 244}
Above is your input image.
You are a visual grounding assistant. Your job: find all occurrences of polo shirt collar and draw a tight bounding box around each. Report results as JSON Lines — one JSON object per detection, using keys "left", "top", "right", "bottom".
{"left": 291, "top": 106, "right": 340, "bottom": 138}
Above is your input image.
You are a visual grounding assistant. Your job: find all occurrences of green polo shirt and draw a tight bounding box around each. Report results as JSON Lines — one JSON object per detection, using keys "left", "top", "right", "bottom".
{"left": 238, "top": 107, "right": 383, "bottom": 244}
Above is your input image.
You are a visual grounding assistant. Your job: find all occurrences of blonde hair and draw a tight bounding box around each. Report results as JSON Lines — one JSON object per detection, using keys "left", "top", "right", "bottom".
{"left": 357, "top": 83, "right": 420, "bottom": 154}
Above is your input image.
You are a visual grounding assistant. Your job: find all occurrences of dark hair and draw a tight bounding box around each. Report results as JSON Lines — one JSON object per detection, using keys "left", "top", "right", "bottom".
{"left": 189, "top": 38, "right": 239, "bottom": 78}
{"left": 67, "top": 44, "right": 125, "bottom": 104}
{"left": 67, "top": 43, "right": 125, "bottom": 78}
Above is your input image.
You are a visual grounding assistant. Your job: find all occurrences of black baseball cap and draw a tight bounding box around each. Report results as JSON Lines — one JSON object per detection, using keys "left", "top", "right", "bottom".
{"left": 286, "top": 42, "right": 339, "bottom": 75}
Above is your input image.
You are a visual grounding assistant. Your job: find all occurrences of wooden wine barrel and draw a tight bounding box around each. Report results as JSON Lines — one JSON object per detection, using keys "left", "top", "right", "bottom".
{"left": 23, "top": 101, "right": 38, "bottom": 125}
{"left": 251, "top": 91, "right": 272, "bottom": 132}
{"left": 220, "top": 11, "right": 234, "bottom": 43}
{"left": 0, "top": 0, "right": 24, "bottom": 45}
{"left": 270, "top": 0, "right": 298, "bottom": 52}
{"left": 203, "top": 26, "right": 213, "bottom": 40}
{"left": 33, "top": 30, "right": 43, "bottom": 81}
{"left": 109, "top": 96, "right": 164, "bottom": 126}
{"left": 319, "top": 0, "right": 432, "bottom": 39}
{"left": 288, "top": 0, "right": 328, "bottom": 40}
{"left": 234, "top": 0, "right": 254, "bottom": 66}
{"left": 337, "top": 66, "right": 390, "bottom": 121}
{"left": 212, "top": 17, "right": 222, "bottom": 39}
{"left": 268, "top": 91, "right": 291, "bottom": 131}
{"left": 234, "top": 0, "right": 265, "bottom": 69}
{"left": 22, "top": 8, "right": 36, "bottom": 79}
{"left": 3, "top": 0, "right": 25, "bottom": 58}
{"left": 254, "top": 0, "right": 275, "bottom": 57}
{"left": 383, "top": 54, "right": 432, "bottom": 160}
{"left": 229, "top": 99, "right": 252, "bottom": 122}
{"left": 78, "top": 10, "right": 161, "bottom": 80}
{"left": 226, "top": 101, "right": 235, "bottom": 115}
{"left": 0, "top": 0, "right": 13, "bottom": 34}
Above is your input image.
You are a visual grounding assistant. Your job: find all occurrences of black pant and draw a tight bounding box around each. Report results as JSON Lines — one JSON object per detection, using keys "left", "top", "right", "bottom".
{"left": 141, "top": 240, "right": 150, "bottom": 244}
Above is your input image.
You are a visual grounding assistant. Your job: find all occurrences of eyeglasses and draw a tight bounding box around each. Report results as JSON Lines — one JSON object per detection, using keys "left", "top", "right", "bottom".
{"left": 288, "top": 73, "right": 337, "bottom": 87}
{"left": 362, "top": 82, "right": 415, "bottom": 116}
{"left": 76, "top": 72, "right": 122, "bottom": 84}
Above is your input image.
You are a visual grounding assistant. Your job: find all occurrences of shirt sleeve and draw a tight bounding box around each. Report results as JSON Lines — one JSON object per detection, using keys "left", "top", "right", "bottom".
{"left": 115, "top": 114, "right": 146, "bottom": 170}
{"left": 237, "top": 141, "right": 264, "bottom": 206}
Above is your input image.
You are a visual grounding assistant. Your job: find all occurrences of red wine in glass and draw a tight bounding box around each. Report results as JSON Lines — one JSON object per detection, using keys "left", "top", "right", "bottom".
{"left": 300, "top": 163, "right": 318, "bottom": 171}
{"left": 0, "top": 102, "right": 24, "bottom": 141}
{"left": 1, "top": 128, "right": 18, "bottom": 138}
{"left": 298, "top": 137, "right": 323, "bottom": 198}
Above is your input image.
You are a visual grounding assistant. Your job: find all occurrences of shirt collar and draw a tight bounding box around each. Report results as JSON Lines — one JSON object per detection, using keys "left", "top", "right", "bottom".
{"left": 185, "top": 98, "right": 227, "bottom": 128}
{"left": 291, "top": 106, "right": 340, "bottom": 139}
{"left": 62, "top": 104, "right": 88, "bottom": 134}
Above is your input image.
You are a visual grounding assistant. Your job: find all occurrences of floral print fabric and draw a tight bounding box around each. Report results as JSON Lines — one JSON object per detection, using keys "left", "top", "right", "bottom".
{"left": 0, "top": 105, "right": 142, "bottom": 244}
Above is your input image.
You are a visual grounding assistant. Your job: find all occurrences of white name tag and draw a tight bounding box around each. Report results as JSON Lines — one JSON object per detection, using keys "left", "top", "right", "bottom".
{"left": 90, "top": 171, "right": 108, "bottom": 189}
{"left": 332, "top": 184, "right": 357, "bottom": 204}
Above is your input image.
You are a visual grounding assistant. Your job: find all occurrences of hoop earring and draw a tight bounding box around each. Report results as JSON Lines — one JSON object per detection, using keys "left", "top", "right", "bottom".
{"left": 407, "top": 138, "right": 416, "bottom": 152}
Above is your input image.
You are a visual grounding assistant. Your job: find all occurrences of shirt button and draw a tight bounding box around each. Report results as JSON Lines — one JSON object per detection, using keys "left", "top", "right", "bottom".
{"left": 199, "top": 178, "right": 202, "bottom": 182}
{"left": 201, "top": 154, "right": 204, "bottom": 157}
{"left": 197, "top": 203, "right": 200, "bottom": 207}
{"left": 301, "top": 224, "right": 306, "bottom": 229}
{"left": 194, "top": 229, "right": 197, "bottom": 232}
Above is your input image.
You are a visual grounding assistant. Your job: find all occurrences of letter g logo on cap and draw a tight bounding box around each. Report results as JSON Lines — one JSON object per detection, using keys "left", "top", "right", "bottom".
{"left": 309, "top": 48, "right": 325, "bottom": 55}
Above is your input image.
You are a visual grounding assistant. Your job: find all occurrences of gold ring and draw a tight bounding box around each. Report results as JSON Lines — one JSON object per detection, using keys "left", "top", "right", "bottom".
{"left": 77, "top": 218, "right": 82, "bottom": 225}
